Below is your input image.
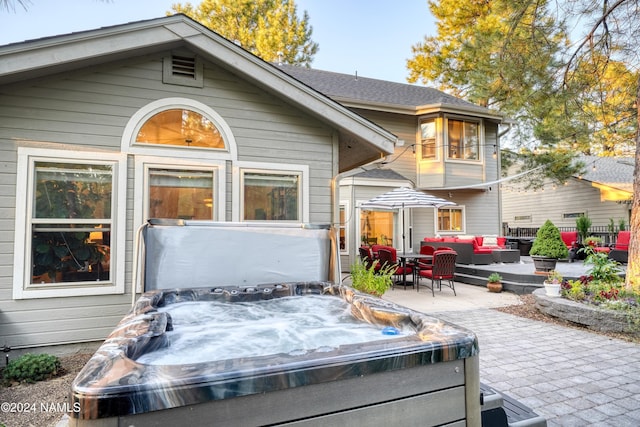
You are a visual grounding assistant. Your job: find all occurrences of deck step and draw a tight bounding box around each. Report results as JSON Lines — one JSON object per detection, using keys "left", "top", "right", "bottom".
{"left": 481, "top": 382, "right": 547, "bottom": 427}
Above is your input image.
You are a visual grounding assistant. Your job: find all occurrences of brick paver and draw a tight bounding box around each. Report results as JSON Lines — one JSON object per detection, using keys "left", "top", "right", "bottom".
{"left": 436, "top": 309, "right": 640, "bottom": 427}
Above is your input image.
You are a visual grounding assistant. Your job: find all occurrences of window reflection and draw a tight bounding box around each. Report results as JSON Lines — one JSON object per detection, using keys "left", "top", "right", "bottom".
{"left": 136, "top": 109, "right": 225, "bottom": 149}
{"left": 32, "top": 162, "right": 112, "bottom": 284}
{"left": 149, "top": 169, "right": 214, "bottom": 220}
{"left": 438, "top": 207, "right": 463, "bottom": 232}
{"left": 243, "top": 172, "right": 300, "bottom": 221}
{"left": 361, "top": 210, "right": 394, "bottom": 246}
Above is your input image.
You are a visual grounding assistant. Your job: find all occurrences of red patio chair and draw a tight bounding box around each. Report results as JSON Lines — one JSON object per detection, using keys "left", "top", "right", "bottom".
{"left": 413, "top": 244, "right": 435, "bottom": 283}
{"left": 378, "top": 248, "right": 413, "bottom": 289}
{"left": 417, "top": 250, "right": 457, "bottom": 296}
{"left": 609, "top": 231, "right": 630, "bottom": 263}
{"left": 358, "top": 246, "right": 380, "bottom": 271}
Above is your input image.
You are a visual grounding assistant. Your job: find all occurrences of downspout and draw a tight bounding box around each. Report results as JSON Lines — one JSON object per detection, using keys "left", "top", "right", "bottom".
{"left": 496, "top": 122, "right": 512, "bottom": 235}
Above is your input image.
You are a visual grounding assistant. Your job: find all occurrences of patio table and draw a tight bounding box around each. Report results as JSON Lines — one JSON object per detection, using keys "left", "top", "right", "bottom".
{"left": 397, "top": 253, "right": 433, "bottom": 289}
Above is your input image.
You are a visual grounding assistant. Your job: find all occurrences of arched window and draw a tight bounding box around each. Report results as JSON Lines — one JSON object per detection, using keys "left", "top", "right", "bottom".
{"left": 136, "top": 109, "right": 225, "bottom": 149}
{"left": 121, "top": 97, "right": 237, "bottom": 161}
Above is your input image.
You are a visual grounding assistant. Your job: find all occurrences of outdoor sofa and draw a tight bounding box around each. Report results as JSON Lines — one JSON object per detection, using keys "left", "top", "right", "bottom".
{"left": 422, "top": 236, "right": 510, "bottom": 265}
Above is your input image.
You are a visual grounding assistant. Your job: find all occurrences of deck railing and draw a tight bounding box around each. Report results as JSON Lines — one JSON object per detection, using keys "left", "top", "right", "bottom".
{"left": 506, "top": 226, "right": 624, "bottom": 246}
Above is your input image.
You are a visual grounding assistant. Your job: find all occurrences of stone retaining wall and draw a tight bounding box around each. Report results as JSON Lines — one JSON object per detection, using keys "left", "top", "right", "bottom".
{"left": 532, "top": 288, "right": 639, "bottom": 336}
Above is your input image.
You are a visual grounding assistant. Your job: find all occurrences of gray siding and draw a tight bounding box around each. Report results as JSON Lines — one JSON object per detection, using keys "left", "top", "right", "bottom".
{"left": 0, "top": 52, "right": 338, "bottom": 348}
{"left": 502, "top": 177, "right": 631, "bottom": 230}
{"left": 338, "top": 117, "right": 501, "bottom": 269}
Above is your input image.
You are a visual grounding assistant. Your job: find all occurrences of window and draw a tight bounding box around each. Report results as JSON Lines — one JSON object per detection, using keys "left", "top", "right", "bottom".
{"left": 420, "top": 120, "right": 437, "bottom": 159}
{"left": 339, "top": 202, "right": 350, "bottom": 253}
{"left": 447, "top": 119, "right": 479, "bottom": 160}
{"left": 121, "top": 98, "right": 237, "bottom": 162}
{"left": 437, "top": 207, "right": 465, "bottom": 232}
{"left": 14, "top": 148, "right": 126, "bottom": 299}
{"left": 242, "top": 171, "right": 301, "bottom": 221}
{"left": 361, "top": 210, "right": 394, "bottom": 246}
{"left": 136, "top": 109, "right": 225, "bottom": 149}
{"left": 148, "top": 169, "right": 215, "bottom": 220}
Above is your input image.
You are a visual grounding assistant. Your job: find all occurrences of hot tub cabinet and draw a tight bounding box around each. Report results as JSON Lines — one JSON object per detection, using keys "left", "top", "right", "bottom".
{"left": 70, "top": 283, "right": 480, "bottom": 427}
{"left": 69, "top": 222, "right": 481, "bottom": 426}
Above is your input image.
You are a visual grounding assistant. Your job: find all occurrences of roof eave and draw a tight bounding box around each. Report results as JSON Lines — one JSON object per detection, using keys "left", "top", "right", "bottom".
{"left": 334, "top": 97, "right": 503, "bottom": 122}
{"left": 0, "top": 15, "right": 396, "bottom": 166}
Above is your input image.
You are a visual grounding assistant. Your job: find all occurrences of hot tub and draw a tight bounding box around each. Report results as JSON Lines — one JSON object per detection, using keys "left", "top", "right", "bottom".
{"left": 69, "top": 221, "right": 481, "bottom": 426}
{"left": 70, "top": 282, "right": 479, "bottom": 426}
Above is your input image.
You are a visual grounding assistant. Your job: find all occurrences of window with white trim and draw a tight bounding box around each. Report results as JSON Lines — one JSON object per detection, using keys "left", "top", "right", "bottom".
{"left": 420, "top": 119, "right": 437, "bottom": 160}
{"left": 241, "top": 171, "right": 302, "bottom": 221}
{"left": 148, "top": 168, "right": 215, "bottom": 220}
{"left": 447, "top": 119, "right": 479, "bottom": 161}
{"left": 13, "top": 148, "right": 126, "bottom": 299}
{"left": 136, "top": 109, "right": 225, "bottom": 150}
{"left": 339, "top": 202, "right": 348, "bottom": 253}
{"left": 121, "top": 97, "right": 237, "bottom": 162}
{"left": 437, "top": 206, "right": 465, "bottom": 232}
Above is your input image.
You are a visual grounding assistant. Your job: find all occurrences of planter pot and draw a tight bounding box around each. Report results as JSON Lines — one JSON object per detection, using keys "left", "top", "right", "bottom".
{"left": 543, "top": 281, "right": 561, "bottom": 297}
{"left": 487, "top": 281, "right": 502, "bottom": 293}
{"left": 532, "top": 256, "right": 557, "bottom": 274}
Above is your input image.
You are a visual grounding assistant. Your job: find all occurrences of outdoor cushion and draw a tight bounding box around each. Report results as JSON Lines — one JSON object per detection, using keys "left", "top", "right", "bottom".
{"left": 560, "top": 231, "right": 578, "bottom": 248}
{"left": 615, "top": 231, "right": 630, "bottom": 250}
{"left": 424, "top": 237, "right": 444, "bottom": 242}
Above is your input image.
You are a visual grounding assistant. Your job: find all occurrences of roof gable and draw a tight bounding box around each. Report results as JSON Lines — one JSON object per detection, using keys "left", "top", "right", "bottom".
{"left": 0, "top": 14, "right": 396, "bottom": 172}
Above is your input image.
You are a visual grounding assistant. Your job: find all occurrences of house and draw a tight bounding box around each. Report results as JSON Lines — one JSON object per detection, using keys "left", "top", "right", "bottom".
{"left": 276, "top": 65, "right": 506, "bottom": 269}
{"left": 502, "top": 155, "right": 633, "bottom": 243}
{"left": 0, "top": 14, "right": 505, "bottom": 350}
{"left": 0, "top": 15, "right": 397, "bottom": 349}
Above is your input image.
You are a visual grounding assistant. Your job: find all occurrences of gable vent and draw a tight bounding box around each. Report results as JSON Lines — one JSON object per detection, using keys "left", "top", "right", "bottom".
{"left": 163, "top": 55, "right": 204, "bottom": 88}
{"left": 171, "top": 55, "right": 197, "bottom": 79}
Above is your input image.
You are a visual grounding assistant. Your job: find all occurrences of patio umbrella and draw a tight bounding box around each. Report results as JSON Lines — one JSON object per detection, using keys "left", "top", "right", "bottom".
{"left": 359, "top": 187, "right": 455, "bottom": 253}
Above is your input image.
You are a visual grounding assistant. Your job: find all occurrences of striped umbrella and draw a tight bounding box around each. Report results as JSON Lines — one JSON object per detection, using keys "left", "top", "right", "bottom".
{"left": 360, "top": 187, "right": 455, "bottom": 253}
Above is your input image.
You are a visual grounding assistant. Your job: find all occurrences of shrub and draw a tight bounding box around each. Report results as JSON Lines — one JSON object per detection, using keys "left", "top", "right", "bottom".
{"left": 576, "top": 214, "right": 592, "bottom": 243}
{"left": 581, "top": 245, "right": 623, "bottom": 283}
{"left": 3, "top": 353, "right": 61, "bottom": 384}
{"left": 350, "top": 258, "right": 395, "bottom": 296}
{"left": 529, "top": 220, "right": 569, "bottom": 259}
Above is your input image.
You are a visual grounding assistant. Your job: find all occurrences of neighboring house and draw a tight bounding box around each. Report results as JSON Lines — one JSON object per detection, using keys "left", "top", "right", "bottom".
{"left": 0, "top": 15, "right": 398, "bottom": 349}
{"left": 502, "top": 155, "right": 633, "bottom": 241}
{"left": 277, "top": 65, "right": 505, "bottom": 270}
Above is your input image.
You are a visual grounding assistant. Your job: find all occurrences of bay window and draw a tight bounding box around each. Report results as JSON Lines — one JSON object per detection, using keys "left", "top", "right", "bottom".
{"left": 447, "top": 119, "right": 479, "bottom": 160}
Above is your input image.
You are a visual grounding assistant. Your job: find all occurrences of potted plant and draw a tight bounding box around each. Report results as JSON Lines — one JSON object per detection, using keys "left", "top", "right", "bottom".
{"left": 349, "top": 259, "right": 395, "bottom": 297}
{"left": 529, "top": 220, "right": 569, "bottom": 273}
{"left": 575, "top": 214, "right": 592, "bottom": 244}
{"left": 486, "top": 272, "right": 503, "bottom": 293}
{"left": 543, "top": 270, "right": 563, "bottom": 297}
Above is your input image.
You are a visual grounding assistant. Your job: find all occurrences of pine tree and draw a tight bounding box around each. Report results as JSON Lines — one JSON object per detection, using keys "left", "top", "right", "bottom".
{"left": 170, "top": 0, "right": 318, "bottom": 66}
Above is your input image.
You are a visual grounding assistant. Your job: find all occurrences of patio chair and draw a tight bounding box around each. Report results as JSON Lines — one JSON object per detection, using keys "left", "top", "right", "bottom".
{"left": 413, "top": 244, "right": 435, "bottom": 283}
{"left": 417, "top": 250, "right": 457, "bottom": 296}
{"left": 378, "top": 248, "right": 413, "bottom": 289}
{"left": 359, "top": 246, "right": 380, "bottom": 272}
{"left": 609, "top": 231, "right": 630, "bottom": 263}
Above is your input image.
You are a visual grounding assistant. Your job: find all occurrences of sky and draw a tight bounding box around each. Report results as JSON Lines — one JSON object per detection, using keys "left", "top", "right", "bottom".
{"left": 0, "top": 0, "right": 435, "bottom": 84}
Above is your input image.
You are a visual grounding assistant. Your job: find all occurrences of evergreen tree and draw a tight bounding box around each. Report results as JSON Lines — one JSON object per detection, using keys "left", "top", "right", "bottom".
{"left": 170, "top": 0, "right": 318, "bottom": 66}
{"left": 408, "top": 0, "right": 640, "bottom": 290}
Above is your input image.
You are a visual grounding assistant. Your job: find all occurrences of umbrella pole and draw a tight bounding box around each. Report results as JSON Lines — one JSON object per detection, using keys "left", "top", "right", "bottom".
{"left": 402, "top": 205, "right": 406, "bottom": 254}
